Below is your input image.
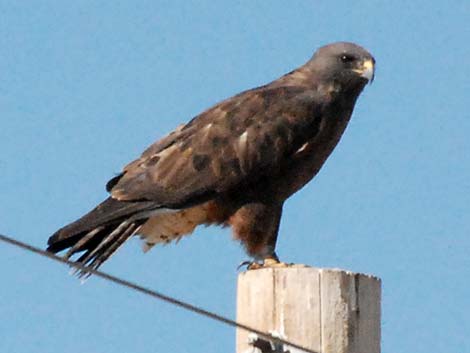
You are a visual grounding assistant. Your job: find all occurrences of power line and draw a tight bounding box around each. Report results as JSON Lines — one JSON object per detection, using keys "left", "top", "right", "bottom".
{"left": 0, "top": 233, "right": 317, "bottom": 353}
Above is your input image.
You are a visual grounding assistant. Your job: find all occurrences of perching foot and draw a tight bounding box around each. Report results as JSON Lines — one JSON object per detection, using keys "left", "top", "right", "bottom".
{"left": 238, "top": 255, "right": 291, "bottom": 271}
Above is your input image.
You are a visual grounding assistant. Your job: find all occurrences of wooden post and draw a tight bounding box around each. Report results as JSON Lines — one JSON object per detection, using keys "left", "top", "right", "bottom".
{"left": 236, "top": 265, "right": 381, "bottom": 353}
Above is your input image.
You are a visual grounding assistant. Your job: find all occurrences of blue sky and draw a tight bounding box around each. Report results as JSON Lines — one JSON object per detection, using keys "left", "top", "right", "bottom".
{"left": 1, "top": 1, "right": 469, "bottom": 352}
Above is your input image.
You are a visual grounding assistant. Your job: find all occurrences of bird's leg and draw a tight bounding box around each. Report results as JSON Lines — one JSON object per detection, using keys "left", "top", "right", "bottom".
{"left": 230, "top": 201, "right": 292, "bottom": 270}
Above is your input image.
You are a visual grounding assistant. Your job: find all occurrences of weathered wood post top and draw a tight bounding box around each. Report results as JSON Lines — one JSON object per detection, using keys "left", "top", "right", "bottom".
{"left": 236, "top": 265, "right": 381, "bottom": 353}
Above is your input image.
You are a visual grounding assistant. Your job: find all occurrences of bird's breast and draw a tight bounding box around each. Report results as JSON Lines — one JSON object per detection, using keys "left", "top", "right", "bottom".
{"left": 274, "top": 107, "right": 354, "bottom": 200}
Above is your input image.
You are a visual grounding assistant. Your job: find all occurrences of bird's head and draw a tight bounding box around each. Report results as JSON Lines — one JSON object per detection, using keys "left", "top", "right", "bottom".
{"left": 308, "top": 42, "right": 375, "bottom": 89}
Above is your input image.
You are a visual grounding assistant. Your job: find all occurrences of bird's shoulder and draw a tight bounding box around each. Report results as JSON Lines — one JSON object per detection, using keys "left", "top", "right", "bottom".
{"left": 107, "top": 83, "right": 326, "bottom": 204}
{"left": 121, "top": 83, "right": 322, "bottom": 171}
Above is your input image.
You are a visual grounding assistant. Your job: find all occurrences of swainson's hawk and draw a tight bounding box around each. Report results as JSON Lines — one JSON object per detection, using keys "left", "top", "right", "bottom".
{"left": 47, "top": 42, "right": 375, "bottom": 276}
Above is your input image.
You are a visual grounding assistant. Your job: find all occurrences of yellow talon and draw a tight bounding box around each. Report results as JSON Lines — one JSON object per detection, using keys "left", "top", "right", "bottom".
{"left": 244, "top": 257, "right": 290, "bottom": 270}
{"left": 263, "top": 257, "right": 289, "bottom": 268}
{"left": 246, "top": 262, "right": 263, "bottom": 270}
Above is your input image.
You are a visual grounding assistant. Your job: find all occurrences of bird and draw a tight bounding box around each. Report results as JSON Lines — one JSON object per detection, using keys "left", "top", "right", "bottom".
{"left": 47, "top": 41, "right": 375, "bottom": 277}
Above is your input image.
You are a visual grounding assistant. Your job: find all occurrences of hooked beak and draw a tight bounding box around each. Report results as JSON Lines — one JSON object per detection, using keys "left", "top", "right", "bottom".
{"left": 354, "top": 58, "right": 375, "bottom": 83}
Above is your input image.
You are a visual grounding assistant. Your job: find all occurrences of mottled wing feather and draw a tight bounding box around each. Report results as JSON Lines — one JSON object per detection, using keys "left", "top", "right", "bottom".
{"left": 110, "top": 86, "right": 324, "bottom": 206}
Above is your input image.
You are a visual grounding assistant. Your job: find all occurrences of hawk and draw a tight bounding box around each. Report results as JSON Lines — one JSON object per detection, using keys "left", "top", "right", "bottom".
{"left": 47, "top": 42, "right": 375, "bottom": 276}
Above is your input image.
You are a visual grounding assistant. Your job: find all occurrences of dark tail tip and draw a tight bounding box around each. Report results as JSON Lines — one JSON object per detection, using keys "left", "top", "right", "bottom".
{"left": 47, "top": 221, "right": 142, "bottom": 278}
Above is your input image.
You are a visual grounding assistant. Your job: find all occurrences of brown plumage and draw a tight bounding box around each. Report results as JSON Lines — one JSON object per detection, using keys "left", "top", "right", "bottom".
{"left": 47, "top": 42, "right": 375, "bottom": 276}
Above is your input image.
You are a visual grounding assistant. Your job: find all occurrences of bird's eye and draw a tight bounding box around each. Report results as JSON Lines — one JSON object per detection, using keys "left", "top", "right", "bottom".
{"left": 340, "top": 54, "right": 355, "bottom": 63}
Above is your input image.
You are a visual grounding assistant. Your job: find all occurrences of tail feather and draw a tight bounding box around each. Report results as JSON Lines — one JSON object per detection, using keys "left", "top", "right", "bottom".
{"left": 47, "top": 197, "right": 157, "bottom": 250}
{"left": 77, "top": 222, "right": 131, "bottom": 266}
{"left": 86, "top": 223, "right": 140, "bottom": 273}
{"left": 47, "top": 197, "right": 160, "bottom": 277}
{"left": 64, "top": 227, "right": 104, "bottom": 259}
{"left": 49, "top": 220, "right": 144, "bottom": 278}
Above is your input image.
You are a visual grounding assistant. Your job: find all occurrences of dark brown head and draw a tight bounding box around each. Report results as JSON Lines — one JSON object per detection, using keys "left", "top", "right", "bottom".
{"left": 306, "top": 42, "right": 375, "bottom": 88}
